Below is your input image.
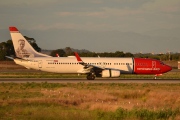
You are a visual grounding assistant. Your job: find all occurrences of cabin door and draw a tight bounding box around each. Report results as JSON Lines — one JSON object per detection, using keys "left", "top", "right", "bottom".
{"left": 38, "top": 60, "right": 42, "bottom": 68}
{"left": 152, "top": 61, "right": 156, "bottom": 73}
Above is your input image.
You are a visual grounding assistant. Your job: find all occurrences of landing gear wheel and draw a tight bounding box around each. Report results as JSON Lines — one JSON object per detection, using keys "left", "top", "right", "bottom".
{"left": 90, "top": 75, "right": 95, "bottom": 80}
{"left": 86, "top": 75, "right": 91, "bottom": 80}
{"left": 86, "top": 74, "right": 95, "bottom": 80}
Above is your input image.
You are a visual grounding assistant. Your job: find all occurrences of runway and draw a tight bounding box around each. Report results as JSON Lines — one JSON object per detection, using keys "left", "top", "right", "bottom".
{"left": 0, "top": 78, "right": 180, "bottom": 83}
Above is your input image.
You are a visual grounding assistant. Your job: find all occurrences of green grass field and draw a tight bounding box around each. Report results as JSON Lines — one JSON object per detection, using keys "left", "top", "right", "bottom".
{"left": 0, "top": 83, "right": 180, "bottom": 120}
{"left": 0, "top": 61, "right": 180, "bottom": 119}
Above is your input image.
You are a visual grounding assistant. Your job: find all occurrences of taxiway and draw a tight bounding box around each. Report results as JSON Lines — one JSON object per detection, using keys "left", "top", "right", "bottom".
{"left": 0, "top": 78, "right": 180, "bottom": 83}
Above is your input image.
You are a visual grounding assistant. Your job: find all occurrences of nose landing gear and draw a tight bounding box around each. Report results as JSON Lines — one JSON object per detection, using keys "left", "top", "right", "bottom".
{"left": 154, "top": 74, "right": 162, "bottom": 79}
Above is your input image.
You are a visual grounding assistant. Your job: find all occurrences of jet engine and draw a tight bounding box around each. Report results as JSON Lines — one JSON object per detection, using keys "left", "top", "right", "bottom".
{"left": 101, "top": 69, "right": 120, "bottom": 77}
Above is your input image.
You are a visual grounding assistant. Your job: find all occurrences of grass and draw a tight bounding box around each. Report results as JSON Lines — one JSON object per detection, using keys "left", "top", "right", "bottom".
{"left": 1, "top": 104, "right": 179, "bottom": 120}
{"left": 0, "top": 72, "right": 86, "bottom": 78}
{"left": 0, "top": 83, "right": 180, "bottom": 119}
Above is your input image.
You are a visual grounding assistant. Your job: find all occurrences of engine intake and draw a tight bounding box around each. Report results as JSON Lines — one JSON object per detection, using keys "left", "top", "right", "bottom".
{"left": 101, "top": 69, "right": 120, "bottom": 77}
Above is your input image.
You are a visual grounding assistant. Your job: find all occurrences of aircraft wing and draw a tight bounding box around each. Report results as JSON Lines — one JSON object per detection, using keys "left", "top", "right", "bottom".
{"left": 74, "top": 52, "right": 116, "bottom": 74}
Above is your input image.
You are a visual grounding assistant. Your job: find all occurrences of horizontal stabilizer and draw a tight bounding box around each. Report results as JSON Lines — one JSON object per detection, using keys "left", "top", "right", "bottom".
{"left": 5, "top": 56, "right": 14, "bottom": 60}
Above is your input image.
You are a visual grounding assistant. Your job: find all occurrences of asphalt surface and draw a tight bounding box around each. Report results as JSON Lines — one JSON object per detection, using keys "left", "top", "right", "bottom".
{"left": 0, "top": 78, "right": 180, "bottom": 83}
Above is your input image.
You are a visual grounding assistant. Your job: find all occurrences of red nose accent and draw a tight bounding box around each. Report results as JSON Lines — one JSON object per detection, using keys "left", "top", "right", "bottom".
{"left": 167, "top": 65, "right": 172, "bottom": 72}
{"left": 163, "top": 65, "right": 172, "bottom": 73}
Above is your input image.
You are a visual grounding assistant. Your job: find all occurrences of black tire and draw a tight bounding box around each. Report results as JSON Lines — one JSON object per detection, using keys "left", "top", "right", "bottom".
{"left": 86, "top": 75, "right": 91, "bottom": 80}
{"left": 91, "top": 75, "right": 95, "bottom": 80}
{"left": 86, "top": 74, "right": 95, "bottom": 80}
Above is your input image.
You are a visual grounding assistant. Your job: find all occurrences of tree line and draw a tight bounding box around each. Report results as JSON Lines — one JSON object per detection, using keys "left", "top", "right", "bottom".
{"left": 50, "top": 48, "right": 134, "bottom": 57}
{"left": 0, "top": 37, "right": 180, "bottom": 61}
{"left": 50, "top": 48, "right": 180, "bottom": 61}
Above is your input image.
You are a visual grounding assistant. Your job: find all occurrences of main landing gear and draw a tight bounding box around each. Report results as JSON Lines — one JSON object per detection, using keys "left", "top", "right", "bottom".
{"left": 86, "top": 73, "right": 95, "bottom": 80}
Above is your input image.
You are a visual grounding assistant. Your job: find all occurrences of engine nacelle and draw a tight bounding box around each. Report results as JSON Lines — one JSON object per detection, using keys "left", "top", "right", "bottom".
{"left": 101, "top": 69, "right": 120, "bottom": 78}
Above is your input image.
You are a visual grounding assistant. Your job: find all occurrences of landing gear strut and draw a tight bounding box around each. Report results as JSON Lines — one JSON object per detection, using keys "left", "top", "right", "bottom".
{"left": 154, "top": 74, "right": 162, "bottom": 79}
{"left": 86, "top": 73, "right": 95, "bottom": 80}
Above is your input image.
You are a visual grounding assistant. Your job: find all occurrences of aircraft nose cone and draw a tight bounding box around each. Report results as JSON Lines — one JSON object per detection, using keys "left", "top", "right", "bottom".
{"left": 166, "top": 65, "right": 172, "bottom": 72}
{"left": 168, "top": 66, "right": 172, "bottom": 71}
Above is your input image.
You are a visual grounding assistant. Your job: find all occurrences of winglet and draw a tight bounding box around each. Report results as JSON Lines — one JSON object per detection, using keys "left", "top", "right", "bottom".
{"left": 56, "top": 53, "right": 60, "bottom": 57}
{"left": 74, "top": 52, "right": 83, "bottom": 63}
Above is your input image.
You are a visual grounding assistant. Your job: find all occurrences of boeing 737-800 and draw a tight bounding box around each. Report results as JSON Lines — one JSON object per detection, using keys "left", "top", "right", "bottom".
{"left": 8, "top": 27, "right": 172, "bottom": 80}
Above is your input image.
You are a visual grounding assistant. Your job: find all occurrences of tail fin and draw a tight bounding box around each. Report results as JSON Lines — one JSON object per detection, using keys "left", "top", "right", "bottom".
{"left": 9, "top": 26, "right": 51, "bottom": 58}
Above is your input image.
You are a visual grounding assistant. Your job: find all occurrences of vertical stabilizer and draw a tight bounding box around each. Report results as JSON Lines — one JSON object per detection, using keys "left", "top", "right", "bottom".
{"left": 9, "top": 26, "right": 50, "bottom": 58}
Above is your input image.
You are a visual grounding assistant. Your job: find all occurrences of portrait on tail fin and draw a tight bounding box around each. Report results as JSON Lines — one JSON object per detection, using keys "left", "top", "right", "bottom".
{"left": 16, "top": 39, "right": 33, "bottom": 58}
{"left": 10, "top": 26, "right": 51, "bottom": 58}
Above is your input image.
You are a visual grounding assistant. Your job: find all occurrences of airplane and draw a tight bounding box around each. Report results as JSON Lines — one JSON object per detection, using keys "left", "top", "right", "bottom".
{"left": 7, "top": 26, "right": 172, "bottom": 80}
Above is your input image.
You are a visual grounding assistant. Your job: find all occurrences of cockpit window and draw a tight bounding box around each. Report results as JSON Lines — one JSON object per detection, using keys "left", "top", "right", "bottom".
{"left": 160, "top": 62, "right": 164, "bottom": 65}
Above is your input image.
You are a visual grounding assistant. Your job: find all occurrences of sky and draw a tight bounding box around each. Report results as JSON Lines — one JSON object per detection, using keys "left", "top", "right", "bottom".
{"left": 0, "top": 0, "right": 180, "bottom": 53}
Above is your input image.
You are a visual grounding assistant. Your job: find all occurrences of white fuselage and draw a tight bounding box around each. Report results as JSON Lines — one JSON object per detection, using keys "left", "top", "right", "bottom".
{"left": 14, "top": 57, "right": 134, "bottom": 74}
